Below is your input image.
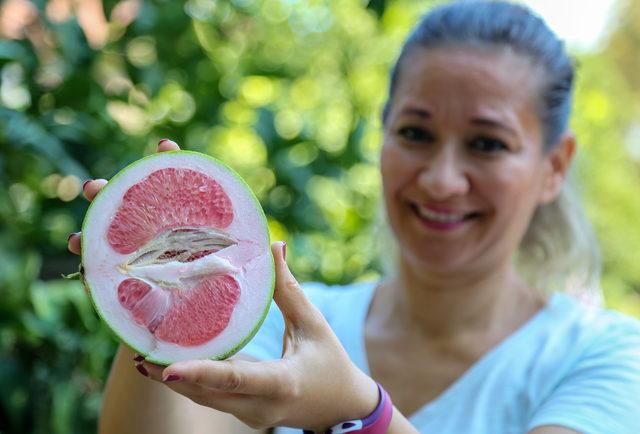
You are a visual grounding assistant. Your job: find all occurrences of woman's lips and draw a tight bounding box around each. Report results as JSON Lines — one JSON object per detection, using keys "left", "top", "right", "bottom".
{"left": 410, "top": 203, "right": 480, "bottom": 231}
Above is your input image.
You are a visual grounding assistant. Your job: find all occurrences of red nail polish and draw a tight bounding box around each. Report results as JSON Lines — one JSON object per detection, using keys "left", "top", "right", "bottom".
{"left": 282, "top": 242, "right": 286, "bottom": 260}
{"left": 82, "top": 179, "right": 92, "bottom": 191}
{"left": 135, "top": 364, "right": 148, "bottom": 377}
{"left": 133, "top": 354, "right": 144, "bottom": 362}
{"left": 164, "top": 374, "right": 181, "bottom": 382}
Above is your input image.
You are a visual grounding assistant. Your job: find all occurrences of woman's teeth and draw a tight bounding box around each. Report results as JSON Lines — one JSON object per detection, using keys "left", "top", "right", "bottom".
{"left": 415, "top": 206, "right": 468, "bottom": 223}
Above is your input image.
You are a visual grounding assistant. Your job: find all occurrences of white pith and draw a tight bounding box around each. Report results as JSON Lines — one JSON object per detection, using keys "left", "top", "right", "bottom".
{"left": 415, "top": 205, "right": 467, "bottom": 223}
{"left": 122, "top": 253, "right": 239, "bottom": 288}
{"left": 82, "top": 152, "right": 273, "bottom": 364}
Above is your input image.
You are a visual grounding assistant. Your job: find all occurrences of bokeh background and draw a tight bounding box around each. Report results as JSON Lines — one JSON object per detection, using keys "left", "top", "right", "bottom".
{"left": 1, "top": 0, "right": 639, "bottom": 433}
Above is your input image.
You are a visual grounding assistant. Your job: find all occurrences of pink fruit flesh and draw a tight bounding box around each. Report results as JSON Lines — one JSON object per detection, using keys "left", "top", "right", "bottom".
{"left": 108, "top": 168, "right": 240, "bottom": 347}
{"left": 156, "top": 275, "right": 240, "bottom": 346}
{"left": 116, "top": 275, "right": 240, "bottom": 346}
{"left": 107, "top": 168, "right": 233, "bottom": 255}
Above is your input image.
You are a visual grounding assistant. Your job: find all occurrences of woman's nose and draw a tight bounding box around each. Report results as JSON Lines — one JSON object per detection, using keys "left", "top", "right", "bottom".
{"left": 417, "top": 147, "right": 470, "bottom": 200}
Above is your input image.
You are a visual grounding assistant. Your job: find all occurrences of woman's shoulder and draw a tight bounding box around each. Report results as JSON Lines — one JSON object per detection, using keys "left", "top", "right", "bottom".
{"left": 523, "top": 292, "right": 640, "bottom": 433}
{"left": 545, "top": 291, "right": 640, "bottom": 346}
{"left": 530, "top": 291, "right": 640, "bottom": 374}
{"left": 524, "top": 291, "right": 640, "bottom": 398}
{"left": 503, "top": 291, "right": 640, "bottom": 401}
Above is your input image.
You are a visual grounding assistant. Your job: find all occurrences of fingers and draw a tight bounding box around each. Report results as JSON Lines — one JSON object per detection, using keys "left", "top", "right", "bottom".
{"left": 67, "top": 178, "right": 108, "bottom": 253}
{"left": 82, "top": 178, "right": 108, "bottom": 201}
{"left": 135, "top": 356, "right": 286, "bottom": 423}
{"left": 135, "top": 358, "right": 243, "bottom": 401}
{"left": 134, "top": 357, "right": 164, "bottom": 379}
{"left": 67, "top": 232, "right": 81, "bottom": 255}
{"left": 157, "top": 138, "right": 180, "bottom": 152}
{"left": 270, "top": 242, "right": 320, "bottom": 331}
{"left": 162, "top": 359, "right": 288, "bottom": 396}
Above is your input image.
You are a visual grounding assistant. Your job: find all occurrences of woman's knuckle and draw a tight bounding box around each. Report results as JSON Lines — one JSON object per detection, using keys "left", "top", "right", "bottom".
{"left": 191, "top": 368, "right": 205, "bottom": 385}
{"left": 222, "top": 369, "right": 243, "bottom": 391}
{"left": 284, "top": 279, "right": 300, "bottom": 293}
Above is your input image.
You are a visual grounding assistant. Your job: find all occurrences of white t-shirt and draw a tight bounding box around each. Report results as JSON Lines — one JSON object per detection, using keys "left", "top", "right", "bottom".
{"left": 240, "top": 281, "right": 640, "bottom": 434}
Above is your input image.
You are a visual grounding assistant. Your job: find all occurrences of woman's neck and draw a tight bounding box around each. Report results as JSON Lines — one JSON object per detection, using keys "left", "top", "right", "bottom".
{"left": 369, "top": 258, "right": 546, "bottom": 342}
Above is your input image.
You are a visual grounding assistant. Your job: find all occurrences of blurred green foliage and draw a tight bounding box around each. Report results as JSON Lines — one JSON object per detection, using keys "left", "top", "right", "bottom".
{"left": 0, "top": 0, "right": 639, "bottom": 433}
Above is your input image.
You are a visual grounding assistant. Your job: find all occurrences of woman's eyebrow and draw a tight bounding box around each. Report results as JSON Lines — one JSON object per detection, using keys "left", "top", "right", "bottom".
{"left": 470, "top": 117, "right": 518, "bottom": 138}
{"left": 399, "top": 107, "right": 431, "bottom": 118}
{"left": 397, "top": 108, "right": 519, "bottom": 138}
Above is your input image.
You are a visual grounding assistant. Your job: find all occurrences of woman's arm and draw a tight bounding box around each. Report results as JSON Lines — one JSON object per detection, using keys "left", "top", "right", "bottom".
{"left": 389, "top": 408, "right": 420, "bottom": 434}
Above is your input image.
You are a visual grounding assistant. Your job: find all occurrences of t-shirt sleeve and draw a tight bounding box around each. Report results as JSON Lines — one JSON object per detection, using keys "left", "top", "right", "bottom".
{"left": 527, "top": 315, "right": 640, "bottom": 434}
{"left": 238, "top": 282, "right": 330, "bottom": 361}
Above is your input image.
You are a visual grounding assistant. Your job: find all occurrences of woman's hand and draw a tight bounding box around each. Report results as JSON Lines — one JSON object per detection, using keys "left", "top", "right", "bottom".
{"left": 67, "top": 139, "right": 380, "bottom": 433}
{"left": 140, "top": 242, "right": 379, "bottom": 432}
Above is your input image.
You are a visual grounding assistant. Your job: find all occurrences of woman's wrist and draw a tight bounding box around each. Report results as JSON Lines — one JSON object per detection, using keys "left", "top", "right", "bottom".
{"left": 305, "top": 371, "right": 390, "bottom": 434}
{"left": 350, "top": 371, "right": 381, "bottom": 421}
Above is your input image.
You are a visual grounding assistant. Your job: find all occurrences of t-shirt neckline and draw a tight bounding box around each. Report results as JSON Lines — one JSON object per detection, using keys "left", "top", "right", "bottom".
{"left": 354, "top": 281, "right": 562, "bottom": 419}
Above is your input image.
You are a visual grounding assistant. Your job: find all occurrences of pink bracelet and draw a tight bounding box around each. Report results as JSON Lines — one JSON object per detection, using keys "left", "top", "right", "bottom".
{"left": 304, "top": 382, "right": 393, "bottom": 434}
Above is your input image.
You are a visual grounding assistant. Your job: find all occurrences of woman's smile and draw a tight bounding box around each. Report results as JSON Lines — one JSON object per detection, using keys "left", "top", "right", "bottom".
{"left": 409, "top": 202, "right": 482, "bottom": 232}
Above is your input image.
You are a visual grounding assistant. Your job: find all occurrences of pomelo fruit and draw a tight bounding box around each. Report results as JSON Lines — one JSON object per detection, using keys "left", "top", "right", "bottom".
{"left": 76, "top": 150, "right": 274, "bottom": 365}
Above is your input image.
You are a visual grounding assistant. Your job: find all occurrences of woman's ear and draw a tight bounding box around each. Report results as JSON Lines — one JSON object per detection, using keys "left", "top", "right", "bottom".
{"left": 539, "top": 132, "right": 576, "bottom": 204}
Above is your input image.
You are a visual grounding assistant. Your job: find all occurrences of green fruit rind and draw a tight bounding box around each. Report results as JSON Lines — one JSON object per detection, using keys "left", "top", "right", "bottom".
{"left": 80, "top": 150, "right": 275, "bottom": 365}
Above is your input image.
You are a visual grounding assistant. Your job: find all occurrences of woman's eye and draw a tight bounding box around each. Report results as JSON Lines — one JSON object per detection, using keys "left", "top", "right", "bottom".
{"left": 397, "top": 127, "right": 432, "bottom": 142}
{"left": 471, "top": 137, "right": 509, "bottom": 153}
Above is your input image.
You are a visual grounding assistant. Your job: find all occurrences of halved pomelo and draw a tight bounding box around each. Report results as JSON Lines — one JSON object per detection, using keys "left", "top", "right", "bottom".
{"left": 79, "top": 150, "right": 274, "bottom": 365}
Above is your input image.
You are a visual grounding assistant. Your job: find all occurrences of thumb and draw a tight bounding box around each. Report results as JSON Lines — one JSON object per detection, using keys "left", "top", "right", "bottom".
{"left": 270, "top": 242, "right": 323, "bottom": 333}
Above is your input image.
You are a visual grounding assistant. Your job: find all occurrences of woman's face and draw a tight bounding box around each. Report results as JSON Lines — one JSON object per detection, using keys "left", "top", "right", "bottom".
{"left": 381, "top": 46, "right": 570, "bottom": 277}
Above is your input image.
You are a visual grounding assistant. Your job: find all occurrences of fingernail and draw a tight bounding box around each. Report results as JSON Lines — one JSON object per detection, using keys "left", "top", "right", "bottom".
{"left": 82, "top": 179, "right": 92, "bottom": 192}
{"left": 135, "top": 363, "right": 148, "bottom": 377}
{"left": 163, "top": 374, "right": 181, "bottom": 382}
{"left": 67, "top": 232, "right": 78, "bottom": 242}
{"left": 282, "top": 241, "right": 286, "bottom": 261}
{"left": 133, "top": 354, "right": 144, "bottom": 362}
{"left": 158, "top": 138, "right": 170, "bottom": 145}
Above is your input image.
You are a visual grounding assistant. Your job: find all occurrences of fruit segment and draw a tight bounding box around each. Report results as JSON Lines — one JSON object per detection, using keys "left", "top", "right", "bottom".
{"left": 156, "top": 275, "right": 240, "bottom": 346}
{"left": 108, "top": 168, "right": 234, "bottom": 254}
{"left": 117, "top": 274, "right": 241, "bottom": 347}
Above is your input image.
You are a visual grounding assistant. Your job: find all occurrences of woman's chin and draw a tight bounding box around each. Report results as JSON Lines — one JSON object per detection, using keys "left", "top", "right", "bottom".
{"left": 401, "top": 247, "right": 472, "bottom": 275}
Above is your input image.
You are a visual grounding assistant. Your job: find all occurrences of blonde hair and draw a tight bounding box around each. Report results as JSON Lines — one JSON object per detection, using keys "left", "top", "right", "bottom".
{"left": 517, "top": 171, "right": 603, "bottom": 306}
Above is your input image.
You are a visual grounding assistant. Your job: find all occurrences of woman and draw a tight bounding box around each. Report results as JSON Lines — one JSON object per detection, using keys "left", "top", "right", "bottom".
{"left": 68, "top": 1, "right": 640, "bottom": 433}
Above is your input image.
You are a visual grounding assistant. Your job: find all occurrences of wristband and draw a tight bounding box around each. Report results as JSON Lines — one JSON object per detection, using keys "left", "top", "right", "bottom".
{"left": 303, "top": 382, "right": 393, "bottom": 434}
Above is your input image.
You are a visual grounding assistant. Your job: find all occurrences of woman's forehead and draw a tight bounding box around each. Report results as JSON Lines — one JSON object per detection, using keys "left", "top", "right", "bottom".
{"left": 390, "top": 46, "right": 542, "bottom": 121}
{"left": 398, "top": 46, "right": 539, "bottom": 96}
